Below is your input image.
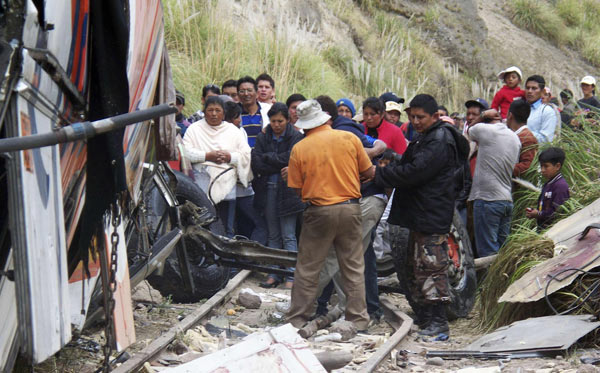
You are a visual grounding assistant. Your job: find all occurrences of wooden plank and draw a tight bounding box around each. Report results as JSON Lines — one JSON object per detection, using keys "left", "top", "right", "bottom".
{"left": 357, "top": 297, "right": 413, "bottom": 373}
{"left": 105, "top": 217, "right": 136, "bottom": 351}
{"left": 112, "top": 270, "right": 252, "bottom": 373}
{"left": 8, "top": 97, "right": 71, "bottom": 363}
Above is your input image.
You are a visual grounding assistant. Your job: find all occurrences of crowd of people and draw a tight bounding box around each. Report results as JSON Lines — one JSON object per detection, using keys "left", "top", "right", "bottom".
{"left": 174, "top": 68, "right": 597, "bottom": 337}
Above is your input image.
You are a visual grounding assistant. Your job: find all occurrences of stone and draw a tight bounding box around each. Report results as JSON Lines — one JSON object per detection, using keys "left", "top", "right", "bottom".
{"left": 577, "top": 364, "right": 600, "bottom": 373}
{"left": 172, "top": 340, "right": 189, "bottom": 355}
{"left": 410, "top": 366, "right": 425, "bottom": 372}
{"left": 426, "top": 357, "right": 445, "bottom": 366}
{"left": 329, "top": 320, "right": 357, "bottom": 341}
{"left": 237, "top": 291, "right": 261, "bottom": 309}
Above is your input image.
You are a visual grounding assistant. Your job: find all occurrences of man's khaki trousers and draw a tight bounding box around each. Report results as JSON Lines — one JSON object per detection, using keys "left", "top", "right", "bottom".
{"left": 286, "top": 202, "right": 369, "bottom": 330}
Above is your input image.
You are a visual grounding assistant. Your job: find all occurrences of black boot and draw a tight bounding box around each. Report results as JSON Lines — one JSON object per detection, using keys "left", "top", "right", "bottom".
{"left": 412, "top": 303, "right": 432, "bottom": 329}
{"left": 418, "top": 304, "right": 449, "bottom": 337}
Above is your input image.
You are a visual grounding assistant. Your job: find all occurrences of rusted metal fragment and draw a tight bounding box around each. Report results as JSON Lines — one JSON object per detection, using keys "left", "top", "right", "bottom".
{"left": 499, "top": 228, "right": 600, "bottom": 303}
{"left": 545, "top": 197, "right": 600, "bottom": 251}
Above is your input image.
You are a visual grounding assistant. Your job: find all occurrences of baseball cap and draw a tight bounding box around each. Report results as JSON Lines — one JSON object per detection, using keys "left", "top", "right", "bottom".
{"left": 465, "top": 98, "right": 489, "bottom": 111}
{"left": 385, "top": 101, "right": 403, "bottom": 113}
{"left": 379, "top": 92, "right": 405, "bottom": 104}
{"left": 581, "top": 76, "right": 597, "bottom": 86}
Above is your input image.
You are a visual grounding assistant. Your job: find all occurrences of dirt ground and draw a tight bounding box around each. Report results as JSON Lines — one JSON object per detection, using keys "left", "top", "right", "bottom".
{"left": 31, "top": 273, "right": 599, "bottom": 373}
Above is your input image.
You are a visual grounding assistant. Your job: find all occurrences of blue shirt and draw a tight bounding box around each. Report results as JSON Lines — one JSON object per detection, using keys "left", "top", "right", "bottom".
{"left": 240, "top": 102, "right": 265, "bottom": 148}
{"left": 526, "top": 99, "right": 559, "bottom": 143}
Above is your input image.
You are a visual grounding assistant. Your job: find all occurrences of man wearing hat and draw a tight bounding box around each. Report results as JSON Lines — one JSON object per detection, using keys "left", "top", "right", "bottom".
{"left": 286, "top": 100, "right": 375, "bottom": 330}
{"left": 578, "top": 75, "right": 600, "bottom": 111}
{"left": 385, "top": 101, "right": 403, "bottom": 126}
{"left": 463, "top": 98, "right": 489, "bottom": 136}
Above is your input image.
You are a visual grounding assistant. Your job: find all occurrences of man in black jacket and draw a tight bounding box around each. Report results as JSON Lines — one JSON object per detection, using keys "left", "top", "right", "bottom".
{"left": 375, "top": 94, "right": 469, "bottom": 337}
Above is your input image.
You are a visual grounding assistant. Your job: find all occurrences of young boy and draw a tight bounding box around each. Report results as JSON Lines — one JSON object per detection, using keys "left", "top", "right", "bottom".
{"left": 491, "top": 66, "right": 526, "bottom": 120}
{"left": 525, "top": 147, "right": 570, "bottom": 229}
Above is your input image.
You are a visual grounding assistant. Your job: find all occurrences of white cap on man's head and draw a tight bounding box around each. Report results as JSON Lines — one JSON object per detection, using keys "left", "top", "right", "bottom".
{"left": 498, "top": 66, "right": 523, "bottom": 81}
{"left": 581, "top": 76, "right": 597, "bottom": 86}
{"left": 294, "top": 100, "right": 331, "bottom": 130}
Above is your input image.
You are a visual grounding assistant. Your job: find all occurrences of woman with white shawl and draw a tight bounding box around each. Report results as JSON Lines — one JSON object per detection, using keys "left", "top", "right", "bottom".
{"left": 183, "top": 96, "right": 252, "bottom": 235}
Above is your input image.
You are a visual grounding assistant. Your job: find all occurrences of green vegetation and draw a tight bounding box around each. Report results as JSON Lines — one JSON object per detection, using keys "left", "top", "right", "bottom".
{"left": 164, "top": 0, "right": 495, "bottom": 115}
{"left": 509, "top": 0, "right": 600, "bottom": 66}
{"left": 479, "top": 119, "right": 600, "bottom": 330}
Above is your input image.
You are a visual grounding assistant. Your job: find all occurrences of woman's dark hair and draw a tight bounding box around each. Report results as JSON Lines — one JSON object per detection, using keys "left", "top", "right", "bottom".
{"left": 202, "top": 84, "right": 221, "bottom": 98}
{"left": 408, "top": 94, "right": 438, "bottom": 115}
{"left": 539, "top": 147, "right": 566, "bottom": 166}
{"left": 315, "top": 95, "right": 338, "bottom": 120}
{"left": 362, "top": 97, "right": 385, "bottom": 114}
{"left": 237, "top": 76, "right": 258, "bottom": 91}
{"left": 204, "top": 96, "right": 225, "bottom": 110}
{"left": 381, "top": 149, "right": 397, "bottom": 161}
{"left": 267, "top": 102, "right": 289, "bottom": 120}
{"left": 224, "top": 101, "right": 241, "bottom": 122}
{"left": 559, "top": 89, "right": 573, "bottom": 101}
{"left": 286, "top": 93, "right": 306, "bottom": 107}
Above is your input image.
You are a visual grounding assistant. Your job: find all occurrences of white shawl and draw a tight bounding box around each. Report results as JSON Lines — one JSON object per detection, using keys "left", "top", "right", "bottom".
{"left": 183, "top": 119, "right": 252, "bottom": 204}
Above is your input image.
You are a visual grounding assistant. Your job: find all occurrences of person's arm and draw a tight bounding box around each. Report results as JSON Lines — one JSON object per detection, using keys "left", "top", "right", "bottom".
{"left": 286, "top": 148, "right": 303, "bottom": 190}
{"left": 262, "top": 131, "right": 303, "bottom": 169}
{"left": 491, "top": 91, "right": 502, "bottom": 112}
{"left": 535, "top": 106, "right": 558, "bottom": 143}
{"left": 375, "top": 136, "right": 448, "bottom": 189}
{"left": 365, "top": 139, "right": 386, "bottom": 158}
{"left": 513, "top": 136, "right": 538, "bottom": 177}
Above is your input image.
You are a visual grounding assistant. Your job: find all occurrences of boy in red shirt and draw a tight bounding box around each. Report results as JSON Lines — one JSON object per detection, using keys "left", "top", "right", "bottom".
{"left": 491, "top": 66, "right": 526, "bottom": 119}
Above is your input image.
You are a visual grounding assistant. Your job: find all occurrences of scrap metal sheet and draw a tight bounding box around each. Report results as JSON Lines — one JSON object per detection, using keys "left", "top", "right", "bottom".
{"left": 466, "top": 315, "right": 600, "bottom": 353}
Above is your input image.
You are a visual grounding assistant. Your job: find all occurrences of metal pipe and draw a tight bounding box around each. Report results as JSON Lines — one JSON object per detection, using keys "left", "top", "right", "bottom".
{"left": 0, "top": 103, "right": 176, "bottom": 152}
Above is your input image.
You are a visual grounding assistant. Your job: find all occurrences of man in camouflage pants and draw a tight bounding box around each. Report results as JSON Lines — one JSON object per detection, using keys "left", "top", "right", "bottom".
{"left": 375, "top": 94, "right": 469, "bottom": 337}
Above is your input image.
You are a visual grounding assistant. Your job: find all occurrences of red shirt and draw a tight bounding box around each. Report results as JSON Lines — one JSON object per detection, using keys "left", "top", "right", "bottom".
{"left": 491, "top": 85, "right": 526, "bottom": 119}
{"left": 364, "top": 119, "right": 407, "bottom": 154}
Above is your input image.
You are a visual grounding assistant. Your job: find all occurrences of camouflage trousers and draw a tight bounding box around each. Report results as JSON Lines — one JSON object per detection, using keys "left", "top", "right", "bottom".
{"left": 406, "top": 231, "right": 451, "bottom": 305}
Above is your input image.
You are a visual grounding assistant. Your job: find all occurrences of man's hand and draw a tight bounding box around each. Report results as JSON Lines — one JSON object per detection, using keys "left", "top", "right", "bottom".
{"left": 482, "top": 109, "right": 502, "bottom": 123}
{"left": 525, "top": 208, "right": 539, "bottom": 219}
{"left": 281, "top": 167, "right": 289, "bottom": 182}
{"left": 360, "top": 165, "right": 376, "bottom": 183}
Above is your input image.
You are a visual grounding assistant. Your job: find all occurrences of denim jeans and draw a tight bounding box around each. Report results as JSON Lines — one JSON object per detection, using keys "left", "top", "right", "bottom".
{"left": 473, "top": 199, "right": 513, "bottom": 257}
{"left": 265, "top": 182, "right": 298, "bottom": 282}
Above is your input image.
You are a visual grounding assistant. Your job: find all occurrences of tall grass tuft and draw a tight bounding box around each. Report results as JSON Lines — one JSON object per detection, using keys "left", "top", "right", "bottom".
{"left": 509, "top": 0, "right": 567, "bottom": 45}
{"left": 163, "top": 0, "right": 347, "bottom": 114}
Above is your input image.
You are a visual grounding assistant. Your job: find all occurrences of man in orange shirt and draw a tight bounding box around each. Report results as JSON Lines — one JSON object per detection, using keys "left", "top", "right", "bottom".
{"left": 286, "top": 100, "right": 375, "bottom": 330}
{"left": 506, "top": 100, "right": 538, "bottom": 177}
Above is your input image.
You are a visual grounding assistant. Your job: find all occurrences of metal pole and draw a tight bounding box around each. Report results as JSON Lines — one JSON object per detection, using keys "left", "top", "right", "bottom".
{"left": 0, "top": 103, "right": 177, "bottom": 153}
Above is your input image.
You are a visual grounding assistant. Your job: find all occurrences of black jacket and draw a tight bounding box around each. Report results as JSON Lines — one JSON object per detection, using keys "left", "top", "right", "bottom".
{"left": 251, "top": 124, "right": 305, "bottom": 216}
{"left": 375, "top": 121, "right": 469, "bottom": 234}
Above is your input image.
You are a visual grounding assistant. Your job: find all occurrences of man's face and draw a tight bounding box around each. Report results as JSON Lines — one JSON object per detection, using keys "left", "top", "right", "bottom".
{"left": 238, "top": 82, "right": 257, "bottom": 106}
{"left": 409, "top": 107, "right": 439, "bottom": 133}
{"left": 363, "top": 107, "right": 383, "bottom": 128}
{"left": 257, "top": 80, "right": 274, "bottom": 102}
{"left": 385, "top": 110, "right": 400, "bottom": 125}
{"left": 465, "top": 106, "right": 481, "bottom": 125}
{"left": 288, "top": 100, "right": 303, "bottom": 124}
{"left": 525, "top": 80, "right": 543, "bottom": 104}
{"left": 223, "top": 86, "right": 239, "bottom": 102}
{"left": 202, "top": 91, "right": 219, "bottom": 106}
{"left": 176, "top": 103, "right": 184, "bottom": 115}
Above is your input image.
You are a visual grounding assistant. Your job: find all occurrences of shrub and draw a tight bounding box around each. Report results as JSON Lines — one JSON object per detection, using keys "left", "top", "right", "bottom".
{"left": 555, "top": 0, "right": 584, "bottom": 27}
{"left": 509, "top": 0, "right": 567, "bottom": 45}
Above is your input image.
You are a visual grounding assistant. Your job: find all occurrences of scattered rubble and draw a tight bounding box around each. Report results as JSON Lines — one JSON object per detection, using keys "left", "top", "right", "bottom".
{"left": 328, "top": 319, "right": 357, "bottom": 341}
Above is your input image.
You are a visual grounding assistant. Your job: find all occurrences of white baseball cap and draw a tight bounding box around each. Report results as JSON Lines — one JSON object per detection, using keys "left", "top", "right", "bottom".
{"left": 581, "top": 76, "right": 597, "bottom": 86}
{"left": 498, "top": 66, "right": 523, "bottom": 81}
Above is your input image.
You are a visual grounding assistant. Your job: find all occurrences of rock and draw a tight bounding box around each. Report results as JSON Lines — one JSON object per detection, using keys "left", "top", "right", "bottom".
{"left": 314, "top": 333, "right": 342, "bottom": 342}
{"left": 410, "top": 366, "right": 425, "bottom": 372}
{"left": 426, "top": 357, "right": 444, "bottom": 366}
{"left": 556, "top": 355, "right": 564, "bottom": 360}
{"left": 329, "top": 320, "right": 357, "bottom": 341}
{"left": 237, "top": 291, "right": 261, "bottom": 309}
{"left": 171, "top": 340, "right": 189, "bottom": 355}
{"left": 543, "top": 363, "right": 556, "bottom": 369}
{"left": 577, "top": 365, "right": 600, "bottom": 373}
{"left": 275, "top": 301, "right": 290, "bottom": 313}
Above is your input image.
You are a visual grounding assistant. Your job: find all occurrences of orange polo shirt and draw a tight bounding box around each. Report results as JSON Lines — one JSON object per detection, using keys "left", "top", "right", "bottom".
{"left": 288, "top": 124, "right": 372, "bottom": 206}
